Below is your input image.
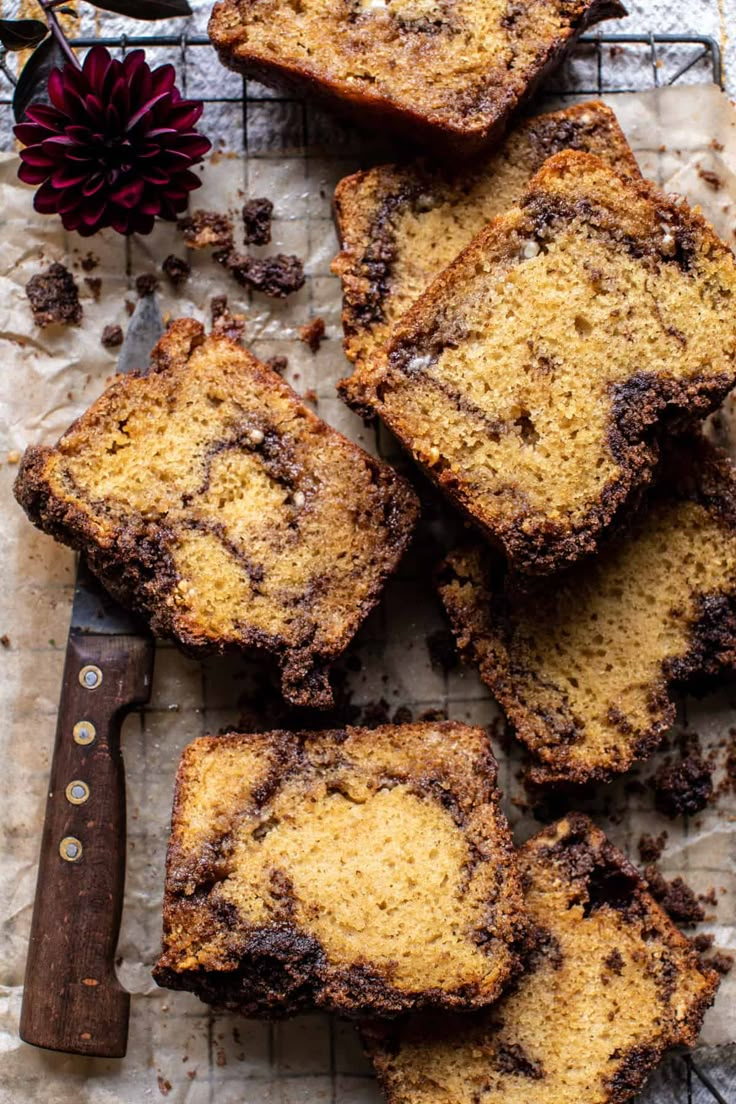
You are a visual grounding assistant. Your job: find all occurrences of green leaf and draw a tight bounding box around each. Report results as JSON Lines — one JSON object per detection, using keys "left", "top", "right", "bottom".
{"left": 0, "top": 19, "right": 48, "bottom": 52}
{"left": 90, "top": 0, "right": 192, "bottom": 19}
{"left": 13, "top": 36, "right": 66, "bottom": 123}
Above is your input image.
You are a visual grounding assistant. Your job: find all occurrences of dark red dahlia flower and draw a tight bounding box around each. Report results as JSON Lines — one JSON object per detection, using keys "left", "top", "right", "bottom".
{"left": 14, "top": 45, "right": 211, "bottom": 237}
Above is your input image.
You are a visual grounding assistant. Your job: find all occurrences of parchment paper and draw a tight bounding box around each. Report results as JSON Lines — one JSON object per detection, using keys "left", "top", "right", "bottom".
{"left": 1, "top": 82, "right": 736, "bottom": 1103}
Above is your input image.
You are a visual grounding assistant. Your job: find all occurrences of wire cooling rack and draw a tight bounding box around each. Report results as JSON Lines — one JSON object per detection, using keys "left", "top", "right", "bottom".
{"left": 0, "top": 27, "right": 733, "bottom": 1104}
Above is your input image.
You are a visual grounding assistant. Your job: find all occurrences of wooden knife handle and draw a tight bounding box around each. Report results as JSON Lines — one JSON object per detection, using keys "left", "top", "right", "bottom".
{"left": 19, "top": 632, "right": 154, "bottom": 1058}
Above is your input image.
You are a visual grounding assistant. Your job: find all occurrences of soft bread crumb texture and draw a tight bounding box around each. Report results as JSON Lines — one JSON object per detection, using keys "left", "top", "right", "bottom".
{"left": 365, "top": 814, "right": 719, "bottom": 1104}
{"left": 154, "top": 722, "right": 525, "bottom": 1016}
{"left": 333, "top": 102, "right": 640, "bottom": 412}
{"left": 209, "top": 0, "right": 621, "bottom": 150}
{"left": 438, "top": 444, "right": 736, "bottom": 784}
{"left": 13, "top": 319, "right": 418, "bottom": 707}
{"left": 370, "top": 151, "right": 736, "bottom": 574}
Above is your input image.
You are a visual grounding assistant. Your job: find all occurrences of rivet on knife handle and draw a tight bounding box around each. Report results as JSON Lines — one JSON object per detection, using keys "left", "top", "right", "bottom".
{"left": 19, "top": 631, "right": 153, "bottom": 1058}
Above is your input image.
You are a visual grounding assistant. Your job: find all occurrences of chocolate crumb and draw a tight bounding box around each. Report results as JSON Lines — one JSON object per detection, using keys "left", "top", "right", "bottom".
{"left": 637, "top": 832, "right": 668, "bottom": 864}
{"left": 178, "top": 210, "right": 234, "bottom": 251}
{"left": 495, "top": 1042, "right": 544, "bottom": 1080}
{"left": 710, "top": 139, "right": 725, "bottom": 152}
{"left": 266, "top": 355, "right": 288, "bottom": 375}
{"left": 0, "top": 634, "right": 10, "bottom": 648}
{"left": 242, "top": 197, "right": 274, "bottom": 245}
{"left": 218, "top": 250, "right": 305, "bottom": 298}
{"left": 162, "top": 254, "right": 191, "bottom": 287}
{"left": 26, "top": 263, "right": 82, "bottom": 327}
{"left": 692, "top": 933, "right": 714, "bottom": 952}
{"left": 135, "top": 273, "right": 159, "bottom": 298}
{"left": 644, "top": 866, "right": 705, "bottom": 926}
{"left": 84, "top": 276, "right": 102, "bottom": 300}
{"left": 603, "top": 948, "right": 624, "bottom": 974}
{"left": 418, "top": 706, "right": 448, "bottom": 723}
{"left": 156, "top": 1075, "right": 172, "bottom": 1097}
{"left": 299, "top": 317, "right": 326, "bottom": 353}
{"left": 393, "top": 705, "right": 413, "bottom": 724}
{"left": 698, "top": 887, "right": 718, "bottom": 907}
{"left": 101, "top": 324, "right": 124, "bottom": 349}
{"left": 212, "top": 307, "right": 247, "bottom": 343}
{"left": 210, "top": 295, "right": 228, "bottom": 323}
{"left": 80, "top": 252, "right": 98, "bottom": 272}
{"left": 651, "top": 739, "right": 713, "bottom": 818}
{"left": 707, "top": 951, "right": 733, "bottom": 975}
{"left": 697, "top": 166, "right": 722, "bottom": 190}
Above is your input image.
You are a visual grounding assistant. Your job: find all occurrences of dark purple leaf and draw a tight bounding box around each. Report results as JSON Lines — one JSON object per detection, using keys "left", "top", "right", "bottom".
{"left": 0, "top": 18, "right": 48, "bottom": 51}
{"left": 13, "top": 36, "right": 67, "bottom": 123}
{"left": 89, "top": 0, "right": 192, "bottom": 19}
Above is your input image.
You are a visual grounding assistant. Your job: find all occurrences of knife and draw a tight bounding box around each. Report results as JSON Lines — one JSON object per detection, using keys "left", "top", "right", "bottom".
{"left": 19, "top": 293, "right": 164, "bottom": 1058}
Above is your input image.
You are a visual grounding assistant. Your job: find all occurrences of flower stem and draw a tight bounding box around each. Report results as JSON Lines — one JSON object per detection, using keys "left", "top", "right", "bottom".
{"left": 37, "top": 0, "right": 81, "bottom": 70}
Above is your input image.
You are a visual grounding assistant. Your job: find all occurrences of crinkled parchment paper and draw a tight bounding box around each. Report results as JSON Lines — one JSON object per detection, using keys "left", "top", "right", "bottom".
{"left": 1, "top": 81, "right": 736, "bottom": 1103}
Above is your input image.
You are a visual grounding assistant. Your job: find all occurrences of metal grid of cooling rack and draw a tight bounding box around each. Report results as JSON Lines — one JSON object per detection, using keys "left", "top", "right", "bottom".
{"left": 0, "top": 27, "right": 732, "bottom": 1104}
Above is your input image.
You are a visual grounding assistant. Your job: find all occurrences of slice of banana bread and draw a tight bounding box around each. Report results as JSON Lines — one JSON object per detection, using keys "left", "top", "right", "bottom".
{"left": 368, "top": 151, "right": 736, "bottom": 575}
{"left": 364, "top": 813, "right": 719, "bottom": 1104}
{"left": 14, "top": 319, "right": 418, "bottom": 708}
{"left": 438, "top": 440, "right": 736, "bottom": 784}
{"left": 333, "top": 102, "right": 640, "bottom": 414}
{"left": 153, "top": 722, "right": 525, "bottom": 1017}
{"left": 209, "top": 0, "right": 624, "bottom": 156}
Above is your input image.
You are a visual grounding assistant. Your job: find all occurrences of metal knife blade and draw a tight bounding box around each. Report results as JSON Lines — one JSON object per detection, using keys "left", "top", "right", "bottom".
{"left": 19, "top": 293, "right": 164, "bottom": 1059}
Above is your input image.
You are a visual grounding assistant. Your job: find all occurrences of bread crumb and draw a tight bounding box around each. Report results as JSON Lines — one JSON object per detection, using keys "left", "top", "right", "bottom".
{"left": 101, "top": 324, "right": 124, "bottom": 349}
{"left": 135, "top": 273, "right": 159, "bottom": 298}
{"left": 637, "top": 831, "right": 667, "bottom": 864}
{"left": 178, "top": 210, "right": 234, "bottom": 251}
{"left": 84, "top": 276, "right": 102, "bottom": 301}
{"left": 218, "top": 250, "right": 305, "bottom": 298}
{"left": 162, "top": 254, "right": 191, "bottom": 287}
{"left": 26, "top": 263, "right": 82, "bottom": 327}
{"left": 300, "top": 317, "right": 326, "bottom": 352}
{"left": 242, "top": 197, "right": 274, "bottom": 245}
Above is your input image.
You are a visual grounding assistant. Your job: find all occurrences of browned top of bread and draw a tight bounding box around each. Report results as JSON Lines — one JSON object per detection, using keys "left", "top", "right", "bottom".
{"left": 333, "top": 101, "right": 640, "bottom": 414}
{"left": 438, "top": 439, "right": 736, "bottom": 784}
{"left": 153, "top": 722, "right": 525, "bottom": 1017}
{"left": 209, "top": 0, "right": 623, "bottom": 155}
{"left": 364, "top": 813, "right": 719, "bottom": 1104}
{"left": 14, "top": 319, "right": 419, "bottom": 708}
{"left": 368, "top": 150, "right": 736, "bottom": 575}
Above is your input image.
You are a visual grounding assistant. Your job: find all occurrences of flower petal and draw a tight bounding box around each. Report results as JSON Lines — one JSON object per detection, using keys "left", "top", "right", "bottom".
{"left": 51, "top": 164, "right": 89, "bottom": 188}
{"left": 20, "top": 145, "right": 54, "bottom": 166}
{"left": 33, "top": 180, "right": 62, "bottom": 214}
{"left": 18, "top": 162, "right": 50, "bottom": 186}
{"left": 82, "top": 172, "right": 106, "bottom": 196}
{"left": 165, "top": 101, "right": 204, "bottom": 130}
{"left": 83, "top": 45, "right": 113, "bottom": 89}
{"left": 109, "top": 176, "right": 144, "bottom": 208}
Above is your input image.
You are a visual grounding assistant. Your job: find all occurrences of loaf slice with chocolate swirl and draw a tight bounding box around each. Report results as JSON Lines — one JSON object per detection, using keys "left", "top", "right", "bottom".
{"left": 367, "top": 151, "right": 736, "bottom": 574}
{"left": 14, "top": 319, "right": 418, "bottom": 707}
{"left": 364, "top": 814, "right": 719, "bottom": 1104}
{"left": 333, "top": 101, "right": 640, "bottom": 415}
{"left": 153, "top": 722, "right": 524, "bottom": 1017}
{"left": 209, "top": 0, "right": 624, "bottom": 156}
{"left": 437, "top": 439, "right": 736, "bottom": 785}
